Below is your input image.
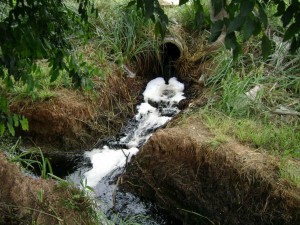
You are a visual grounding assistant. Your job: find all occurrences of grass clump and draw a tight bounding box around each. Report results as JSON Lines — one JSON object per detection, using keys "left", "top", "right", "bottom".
{"left": 188, "top": 31, "right": 300, "bottom": 186}
{"left": 193, "top": 26, "right": 300, "bottom": 160}
{"left": 91, "top": 0, "right": 159, "bottom": 66}
{"left": 198, "top": 109, "right": 300, "bottom": 158}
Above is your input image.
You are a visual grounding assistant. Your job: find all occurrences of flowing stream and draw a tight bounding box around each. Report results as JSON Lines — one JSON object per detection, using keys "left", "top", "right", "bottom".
{"left": 70, "top": 77, "right": 185, "bottom": 224}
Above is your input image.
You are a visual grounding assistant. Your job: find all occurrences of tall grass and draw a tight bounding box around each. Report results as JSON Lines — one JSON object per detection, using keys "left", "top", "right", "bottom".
{"left": 198, "top": 108, "right": 300, "bottom": 158}
{"left": 198, "top": 32, "right": 300, "bottom": 159}
{"left": 90, "top": 0, "right": 159, "bottom": 66}
{"left": 4, "top": 0, "right": 159, "bottom": 102}
{"left": 2, "top": 137, "right": 53, "bottom": 178}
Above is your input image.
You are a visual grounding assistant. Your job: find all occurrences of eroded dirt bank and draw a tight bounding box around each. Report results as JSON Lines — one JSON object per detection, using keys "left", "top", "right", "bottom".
{"left": 122, "top": 118, "right": 300, "bottom": 225}
{"left": 0, "top": 152, "right": 95, "bottom": 225}
{"left": 9, "top": 73, "right": 145, "bottom": 153}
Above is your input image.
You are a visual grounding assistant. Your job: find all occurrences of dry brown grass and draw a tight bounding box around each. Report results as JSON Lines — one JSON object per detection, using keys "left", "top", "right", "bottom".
{"left": 0, "top": 152, "right": 95, "bottom": 225}
{"left": 9, "top": 69, "right": 145, "bottom": 153}
{"left": 122, "top": 117, "right": 300, "bottom": 225}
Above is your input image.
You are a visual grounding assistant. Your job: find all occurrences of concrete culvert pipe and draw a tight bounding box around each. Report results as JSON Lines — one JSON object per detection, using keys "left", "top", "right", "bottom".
{"left": 161, "top": 37, "right": 184, "bottom": 62}
{"left": 161, "top": 37, "right": 185, "bottom": 80}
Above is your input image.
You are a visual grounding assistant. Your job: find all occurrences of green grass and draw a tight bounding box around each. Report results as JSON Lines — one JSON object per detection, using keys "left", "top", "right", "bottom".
{"left": 165, "top": 0, "right": 211, "bottom": 31}
{"left": 4, "top": 62, "right": 72, "bottom": 101}
{"left": 2, "top": 0, "right": 159, "bottom": 103}
{"left": 1, "top": 137, "right": 54, "bottom": 178}
{"left": 90, "top": 0, "right": 159, "bottom": 66}
{"left": 198, "top": 108, "right": 300, "bottom": 158}
{"left": 186, "top": 44, "right": 300, "bottom": 184}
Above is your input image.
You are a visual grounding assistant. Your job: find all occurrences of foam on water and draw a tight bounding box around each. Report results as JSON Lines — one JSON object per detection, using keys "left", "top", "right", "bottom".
{"left": 84, "top": 77, "right": 185, "bottom": 187}
{"left": 84, "top": 147, "right": 139, "bottom": 187}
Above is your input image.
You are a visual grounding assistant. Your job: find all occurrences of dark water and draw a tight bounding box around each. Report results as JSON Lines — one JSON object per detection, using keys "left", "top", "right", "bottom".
{"left": 48, "top": 77, "right": 185, "bottom": 225}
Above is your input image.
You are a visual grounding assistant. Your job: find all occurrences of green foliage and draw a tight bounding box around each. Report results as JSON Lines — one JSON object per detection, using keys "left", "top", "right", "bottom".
{"left": 0, "top": 0, "right": 99, "bottom": 136}
{"left": 128, "top": 0, "right": 169, "bottom": 37}
{"left": 0, "top": 98, "right": 29, "bottom": 136}
{"left": 92, "top": 0, "right": 159, "bottom": 65}
{"left": 199, "top": 109, "right": 300, "bottom": 158}
{"left": 132, "top": 0, "right": 300, "bottom": 59}
{"left": 201, "top": 37, "right": 300, "bottom": 159}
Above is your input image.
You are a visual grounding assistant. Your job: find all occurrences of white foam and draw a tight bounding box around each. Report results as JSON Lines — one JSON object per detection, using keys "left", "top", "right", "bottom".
{"left": 143, "top": 77, "right": 166, "bottom": 103}
{"left": 84, "top": 77, "right": 185, "bottom": 187}
{"left": 143, "top": 77, "right": 185, "bottom": 104}
{"left": 120, "top": 102, "right": 171, "bottom": 148}
{"left": 84, "top": 146, "right": 139, "bottom": 187}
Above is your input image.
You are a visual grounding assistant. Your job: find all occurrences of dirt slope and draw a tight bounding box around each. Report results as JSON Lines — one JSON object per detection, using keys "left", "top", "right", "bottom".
{"left": 122, "top": 117, "right": 300, "bottom": 225}
{"left": 0, "top": 152, "right": 95, "bottom": 225}
{"left": 9, "top": 74, "right": 145, "bottom": 153}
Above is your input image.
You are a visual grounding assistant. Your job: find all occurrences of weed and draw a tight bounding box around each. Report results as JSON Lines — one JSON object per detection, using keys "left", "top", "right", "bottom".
{"left": 2, "top": 137, "right": 53, "bottom": 178}
{"left": 280, "top": 159, "right": 300, "bottom": 187}
{"left": 197, "top": 108, "right": 300, "bottom": 158}
{"left": 198, "top": 29, "right": 300, "bottom": 160}
{"left": 91, "top": 0, "right": 159, "bottom": 66}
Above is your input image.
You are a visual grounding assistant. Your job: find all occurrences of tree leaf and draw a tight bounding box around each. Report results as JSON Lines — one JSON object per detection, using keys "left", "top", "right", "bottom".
{"left": 13, "top": 114, "right": 19, "bottom": 127}
{"left": 290, "top": 36, "right": 299, "bottom": 54}
{"left": 283, "top": 23, "right": 300, "bottom": 42}
{"left": 233, "top": 43, "right": 242, "bottom": 61}
{"left": 225, "top": 32, "right": 238, "bottom": 50}
{"left": 209, "top": 20, "right": 224, "bottom": 43}
{"left": 242, "top": 15, "right": 256, "bottom": 41}
{"left": 261, "top": 34, "right": 272, "bottom": 60}
{"left": 144, "top": 0, "right": 154, "bottom": 19}
{"left": 258, "top": 3, "right": 268, "bottom": 29}
{"left": 195, "top": 4, "right": 204, "bottom": 28}
{"left": 281, "top": 5, "right": 294, "bottom": 27}
{"left": 50, "top": 68, "right": 60, "bottom": 83}
{"left": 274, "top": 1, "right": 285, "bottom": 16}
{"left": 0, "top": 96, "right": 8, "bottom": 113}
{"left": 240, "top": 0, "right": 255, "bottom": 17}
{"left": 20, "top": 116, "right": 29, "bottom": 131}
{"left": 211, "top": 0, "right": 225, "bottom": 17}
{"left": 227, "top": 14, "right": 245, "bottom": 33}
{"left": 7, "top": 122, "right": 15, "bottom": 136}
{"left": 179, "top": 0, "right": 189, "bottom": 5}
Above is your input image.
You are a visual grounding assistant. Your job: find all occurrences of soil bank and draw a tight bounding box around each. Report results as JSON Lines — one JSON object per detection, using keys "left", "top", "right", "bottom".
{"left": 122, "top": 117, "right": 300, "bottom": 225}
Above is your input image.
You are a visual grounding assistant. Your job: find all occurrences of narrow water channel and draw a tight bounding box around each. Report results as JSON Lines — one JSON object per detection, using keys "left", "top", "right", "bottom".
{"left": 70, "top": 77, "right": 185, "bottom": 224}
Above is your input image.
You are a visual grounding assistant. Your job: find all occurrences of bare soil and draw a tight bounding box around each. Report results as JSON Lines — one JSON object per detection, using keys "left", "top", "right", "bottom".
{"left": 122, "top": 117, "right": 300, "bottom": 225}
{"left": 0, "top": 152, "right": 95, "bottom": 225}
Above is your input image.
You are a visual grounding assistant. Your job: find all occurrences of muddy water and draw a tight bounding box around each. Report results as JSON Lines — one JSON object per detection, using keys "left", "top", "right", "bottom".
{"left": 69, "top": 77, "right": 185, "bottom": 224}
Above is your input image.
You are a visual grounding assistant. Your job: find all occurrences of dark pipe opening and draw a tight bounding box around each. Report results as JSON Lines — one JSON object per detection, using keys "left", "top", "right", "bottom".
{"left": 161, "top": 42, "right": 181, "bottom": 82}
{"left": 161, "top": 42, "right": 181, "bottom": 62}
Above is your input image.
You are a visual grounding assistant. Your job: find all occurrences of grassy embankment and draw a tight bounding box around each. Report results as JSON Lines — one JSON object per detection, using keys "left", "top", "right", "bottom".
{"left": 1, "top": 0, "right": 299, "bottom": 223}
{"left": 163, "top": 0, "right": 299, "bottom": 186}
{"left": 176, "top": 2, "right": 300, "bottom": 186}
{"left": 0, "top": 0, "right": 159, "bottom": 224}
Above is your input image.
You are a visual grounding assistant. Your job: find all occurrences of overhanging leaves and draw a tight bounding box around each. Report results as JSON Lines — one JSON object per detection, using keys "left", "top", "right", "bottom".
{"left": 240, "top": 0, "right": 255, "bottom": 17}
{"left": 144, "top": 0, "right": 154, "bottom": 19}
{"left": 209, "top": 20, "right": 224, "bottom": 43}
{"left": 261, "top": 34, "right": 272, "bottom": 60}
{"left": 179, "top": 0, "right": 189, "bottom": 5}
{"left": 284, "top": 23, "right": 300, "bottom": 42}
{"left": 242, "top": 15, "right": 256, "bottom": 41}
{"left": 212, "top": 0, "right": 226, "bottom": 17}
{"left": 258, "top": 2, "right": 268, "bottom": 29}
